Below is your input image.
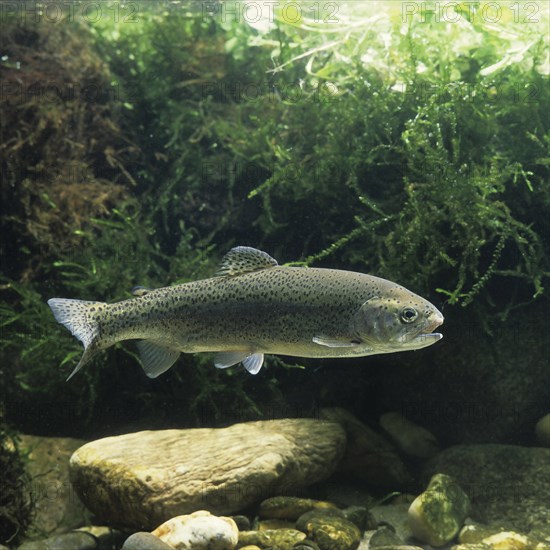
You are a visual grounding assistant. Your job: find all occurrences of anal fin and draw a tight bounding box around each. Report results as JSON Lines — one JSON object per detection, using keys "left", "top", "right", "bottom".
{"left": 214, "top": 351, "right": 265, "bottom": 375}
{"left": 242, "top": 353, "right": 264, "bottom": 374}
{"left": 137, "top": 340, "right": 180, "bottom": 378}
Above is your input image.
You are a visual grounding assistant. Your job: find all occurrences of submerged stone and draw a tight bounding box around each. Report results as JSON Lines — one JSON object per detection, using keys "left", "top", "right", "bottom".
{"left": 296, "top": 510, "right": 362, "bottom": 550}
{"left": 259, "top": 496, "right": 338, "bottom": 520}
{"left": 121, "top": 532, "right": 174, "bottom": 550}
{"left": 423, "top": 444, "right": 550, "bottom": 531}
{"left": 238, "top": 528, "right": 306, "bottom": 548}
{"left": 69, "top": 419, "right": 345, "bottom": 530}
{"left": 408, "top": 473, "right": 470, "bottom": 547}
{"left": 151, "top": 511, "right": 238, "bottom": 550}
{"left": 17, "top": 531, "right": 97, "bottom": 550}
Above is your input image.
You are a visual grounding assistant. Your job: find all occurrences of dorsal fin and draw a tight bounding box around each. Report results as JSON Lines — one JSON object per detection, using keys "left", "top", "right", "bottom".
{"left": 131, "top": 286, "right": 153, "bottom": 297}
{"left": 216, "top": 246, "right": 278, "bottom": 277}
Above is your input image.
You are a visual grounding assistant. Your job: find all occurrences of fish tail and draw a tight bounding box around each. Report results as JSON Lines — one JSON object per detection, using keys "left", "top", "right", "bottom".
{"left": 47, "top": 298, "right": 105, "bottom": 381}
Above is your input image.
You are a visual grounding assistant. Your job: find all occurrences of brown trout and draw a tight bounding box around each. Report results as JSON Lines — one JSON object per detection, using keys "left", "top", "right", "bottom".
{"left": 48, "top": 246, "right": 444, "bottom": 380}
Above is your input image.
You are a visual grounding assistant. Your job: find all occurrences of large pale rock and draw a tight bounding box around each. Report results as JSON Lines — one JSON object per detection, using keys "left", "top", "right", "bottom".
{"left": 69, "top": 419, "right": 346, "bottom": 530}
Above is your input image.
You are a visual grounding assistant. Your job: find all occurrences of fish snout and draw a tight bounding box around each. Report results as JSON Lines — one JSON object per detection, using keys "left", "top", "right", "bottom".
{"left": 426, "top": 309, "right": 444, "bottom": 332}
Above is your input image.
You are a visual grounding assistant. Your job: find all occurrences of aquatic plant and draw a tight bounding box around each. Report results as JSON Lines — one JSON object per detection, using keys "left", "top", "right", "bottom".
{"left": 92, "top": 2, "right": 549, "bottom": 309}
{"left": 0, "top": 19, "right": 142, "bottom": 283}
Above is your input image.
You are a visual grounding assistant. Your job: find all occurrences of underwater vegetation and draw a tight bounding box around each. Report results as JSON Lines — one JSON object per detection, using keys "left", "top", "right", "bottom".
{"left": 0, "top": 1, "right": 548, "bottom": 447}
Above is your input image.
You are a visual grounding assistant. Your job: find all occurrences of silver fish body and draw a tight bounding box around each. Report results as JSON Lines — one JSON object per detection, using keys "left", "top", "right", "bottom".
{"left": 48, "top": 247, "right": 444, "bottom": 380}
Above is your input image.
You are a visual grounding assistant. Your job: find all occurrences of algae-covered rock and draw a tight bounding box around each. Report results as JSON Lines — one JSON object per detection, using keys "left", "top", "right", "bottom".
{"left": 257, "top": 518, "right": 296, "bottom": 530}
{"left": 408, "top": 473, "right": 470, "bottom": 547}
{"left": 296, "top": 510, "right": 361, "bottom": 550}
{"left": 423, "top": 444, "right": 550, "bottom": 531}
{"left": 259, "top": 496, "right": 338, "bottom": 520}
{"left": 69, "top": 419, "right": 345, "bottom": 530}
{"left": 237, "top": 528, "right": 306, "bottom": 548}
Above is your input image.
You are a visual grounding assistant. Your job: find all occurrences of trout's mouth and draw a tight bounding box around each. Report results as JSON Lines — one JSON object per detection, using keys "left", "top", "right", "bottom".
{"left": 409, "top": 310, "right": 444, "bottom": 349}
{"left": 415, "top": 310, "right": 444, "bottom": 343}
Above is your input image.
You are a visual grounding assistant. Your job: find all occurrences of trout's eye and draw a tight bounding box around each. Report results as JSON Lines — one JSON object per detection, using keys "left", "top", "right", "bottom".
{"left": 400, "top": 307, "right": 418, "bottom": 323}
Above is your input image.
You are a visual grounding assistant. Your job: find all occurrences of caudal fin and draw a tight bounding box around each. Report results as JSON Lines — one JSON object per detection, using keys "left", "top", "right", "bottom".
{"left": 47, "top": 298, "right": 104, "bottom": 381}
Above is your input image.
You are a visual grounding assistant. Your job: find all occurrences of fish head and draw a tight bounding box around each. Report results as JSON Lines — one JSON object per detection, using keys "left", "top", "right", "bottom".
{"left": 352, "top": 289, "right": 444, "bottom": 352}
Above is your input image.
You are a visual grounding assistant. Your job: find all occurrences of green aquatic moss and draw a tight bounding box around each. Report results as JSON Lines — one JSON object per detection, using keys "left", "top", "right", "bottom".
{"left": 92, "top": 2, "right": 548, "bottom": 309}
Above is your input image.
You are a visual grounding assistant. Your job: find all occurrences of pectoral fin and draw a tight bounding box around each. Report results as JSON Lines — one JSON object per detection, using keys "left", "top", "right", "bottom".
{"left": 214, "top": 351, "right": 265, "bottom": 375}
{"left": 312, "top": 335, "right": 360, "bottom": 348}
{"left": 137, "top": 340, "right": 180, "bottom": 378}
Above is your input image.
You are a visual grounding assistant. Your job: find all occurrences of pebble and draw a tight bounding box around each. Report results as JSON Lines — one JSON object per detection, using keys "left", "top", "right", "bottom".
{"left": 295, "top": 510, "right": 362, "bottom": 550}
{"left": 293, "top": 541, "right": 321, "bottom": 550}
{"left": 342, "top": 505, "right": 369, "bottom": 530}
{"left": 259, "top": 496, "right": 338, "bottom": 520}
{"left": 408, "top": 473, "right": 471, "bottom": 547}
{"left": 121, "top": 532, "right": 174, "bottom": 550}
{"left": 451, "top": 545, "right": 491, "bottom": 550}
{"left": 458, "top": 523, "right": 505, "bottom": 544}
{"left": 238, "top": 528, "right": 306, "bottom": 548}
{"left": 151, "top": 510, "right": 238, "bottom": 549}
{"left": 231, "top": 515, "right": 251, "bottom": 531}
{"left": 455, "top": 524, "right": 548, "bottom": 549}
{"left": 480, "top": 531, "right": 529, "bottom": 549}
{"left": 76, "top": 525, "right": 125, "bottom": 550}
{"left": 258, "top": 519, "right": 297, "bottom": 530}
{"left": 362, "top": 525, "right": 403, "bottom": 548}
{"left": 369, "top": 503, "right": 413, "bottom": 542}
{"left": 17, "top": 531, "right": 97, "bottom": 550}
